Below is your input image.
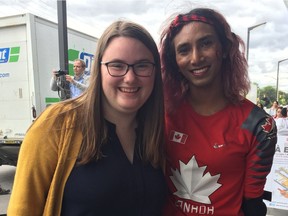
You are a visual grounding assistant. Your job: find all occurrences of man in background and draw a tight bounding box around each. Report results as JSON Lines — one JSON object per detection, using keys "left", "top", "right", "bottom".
{"left": 50, "top": 59, "right": 90, "bottom": 99}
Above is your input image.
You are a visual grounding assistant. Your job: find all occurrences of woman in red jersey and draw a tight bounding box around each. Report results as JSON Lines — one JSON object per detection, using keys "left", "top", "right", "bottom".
{"left": 159, "top": 7, "right": 277, "bottom": 216}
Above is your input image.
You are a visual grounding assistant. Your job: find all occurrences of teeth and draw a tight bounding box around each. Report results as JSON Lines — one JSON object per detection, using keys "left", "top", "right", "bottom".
{"left": 193, "top": 67, "right": 207, "bottom": 74}
{"left": 120, "top": 87, "right": 138, "bottom": 93}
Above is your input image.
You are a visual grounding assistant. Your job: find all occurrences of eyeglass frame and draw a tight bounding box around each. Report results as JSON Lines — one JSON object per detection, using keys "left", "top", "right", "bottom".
{"left": 101, "top": 61, "right": 155, "bottom": 77}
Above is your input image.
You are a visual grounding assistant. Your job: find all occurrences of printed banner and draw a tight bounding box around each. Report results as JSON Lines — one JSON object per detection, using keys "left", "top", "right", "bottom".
{"left": 265, "top": 134, "right": 288, "bottom": 210}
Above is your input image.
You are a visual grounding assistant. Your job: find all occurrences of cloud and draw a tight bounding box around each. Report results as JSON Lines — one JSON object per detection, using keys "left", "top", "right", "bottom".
{"left": 68, "top": 0, "right": 150, "bottom": 16}
{"left": 0, "top": 0, "right": 288, "bottom": 92}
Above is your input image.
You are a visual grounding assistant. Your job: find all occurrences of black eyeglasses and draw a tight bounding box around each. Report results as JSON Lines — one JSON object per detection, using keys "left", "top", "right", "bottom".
{"left": 101, "top": 61, "right": 155, "bottom": 77}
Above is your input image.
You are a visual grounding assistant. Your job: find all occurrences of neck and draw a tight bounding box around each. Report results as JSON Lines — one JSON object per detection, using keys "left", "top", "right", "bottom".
{"left": 104, "top": 110, "right": 137, "bottom": 163}
{"left": 74, "top": 72, "right": 84, "bottom": 79}
{"left": 104, "top": 110, "right": 137, "bottom": 130}
{"left": 188, "top": 85, "right": 228, "bottom": 116}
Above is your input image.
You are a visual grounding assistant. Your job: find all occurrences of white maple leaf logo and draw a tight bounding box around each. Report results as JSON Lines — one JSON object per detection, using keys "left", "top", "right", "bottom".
{"left": 170, "top": 156, "right": 222, "bottom": 204}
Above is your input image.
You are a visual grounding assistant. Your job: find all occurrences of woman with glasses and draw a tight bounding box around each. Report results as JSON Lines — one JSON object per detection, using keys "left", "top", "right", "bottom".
{"left": 8, "top": 20, "right": 166, "bottom": 216}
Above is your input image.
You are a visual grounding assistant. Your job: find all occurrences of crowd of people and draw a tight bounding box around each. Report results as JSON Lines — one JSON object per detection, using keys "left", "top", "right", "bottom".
{"left": 5, "top": 6, "right": 279, "bottom": 216}
{"left": 266, "top": 100, "right": 288, "bottom": 133}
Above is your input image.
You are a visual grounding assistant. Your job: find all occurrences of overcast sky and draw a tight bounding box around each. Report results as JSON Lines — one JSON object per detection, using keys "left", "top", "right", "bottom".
{"left": 1, "top": 0, "right": 288, "bottom": 92}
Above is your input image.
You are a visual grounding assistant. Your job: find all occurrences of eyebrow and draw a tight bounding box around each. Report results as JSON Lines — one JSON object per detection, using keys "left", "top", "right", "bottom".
{"left": 176, "top": 34, "right": 217, "bottom": 49}
{"left": 103, "top": 58, "right": 153, "bottom": 63}
{"left": 198, "top": 34, "right": 215, "bottom": 41}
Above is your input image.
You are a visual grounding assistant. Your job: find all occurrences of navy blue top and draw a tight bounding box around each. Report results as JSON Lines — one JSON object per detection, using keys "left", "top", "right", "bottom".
{"left": 61, "top": 121, "right": 166, "bottom": 216}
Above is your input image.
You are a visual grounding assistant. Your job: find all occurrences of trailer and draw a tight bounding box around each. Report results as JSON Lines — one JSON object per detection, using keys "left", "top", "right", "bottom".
{"left": 0, "top": 13, "right": 97, "bottom": 165}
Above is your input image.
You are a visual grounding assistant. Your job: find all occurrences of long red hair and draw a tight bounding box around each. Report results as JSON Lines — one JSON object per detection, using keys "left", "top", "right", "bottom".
{"left": 159, "top": 8, "right": 250, "bottom": 113}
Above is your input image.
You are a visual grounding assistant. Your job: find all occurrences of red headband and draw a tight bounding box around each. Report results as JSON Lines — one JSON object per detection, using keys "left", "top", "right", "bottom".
{"left": 170, "top": 14, "right": 213, "bottom": 29}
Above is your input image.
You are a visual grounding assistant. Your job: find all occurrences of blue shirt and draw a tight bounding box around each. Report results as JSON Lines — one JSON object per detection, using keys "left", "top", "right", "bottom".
{"left": 70, "top": 73, "right": 90, "bottom": 98}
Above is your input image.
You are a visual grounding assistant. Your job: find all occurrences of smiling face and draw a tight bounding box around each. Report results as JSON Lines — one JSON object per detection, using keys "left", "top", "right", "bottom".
{"left": 101, "top": 36, "right": 155, "bottom": 118}
{"left": 173, "top": 22, "right": 224, "bottom": 91}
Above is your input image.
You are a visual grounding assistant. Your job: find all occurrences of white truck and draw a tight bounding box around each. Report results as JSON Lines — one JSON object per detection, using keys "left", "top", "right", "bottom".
{"left": 0, "top": 13, "right": 97, "bottom": 165}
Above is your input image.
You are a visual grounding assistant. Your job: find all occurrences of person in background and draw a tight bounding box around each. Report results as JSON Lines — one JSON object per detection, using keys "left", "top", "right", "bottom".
{"left": 275, "top": 107, "right": 288, "bottom": 132}
{"left": 281, "top": 107, "right": 288, "bottom": 118}
{"left": 159, "top": 7, "right": 277, "bottom": 216}
{"left": 257, "top": 101, "right": 264, "bottom": 109}
{"left": 275, "top": 106, "right": 284, "bottom": 119}
{"left": 50, "top": 59, "right": 90, "bottom": 99}
{"left": 268, "top": 100, "right": 279, "bottom": 118}
{"left": 8, "top": 20, "right": 166, "bottom": 216}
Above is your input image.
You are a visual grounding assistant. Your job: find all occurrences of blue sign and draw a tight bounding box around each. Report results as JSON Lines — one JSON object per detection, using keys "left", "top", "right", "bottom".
{"left": 0, "top": 48, "right": 10, "bottom": 63}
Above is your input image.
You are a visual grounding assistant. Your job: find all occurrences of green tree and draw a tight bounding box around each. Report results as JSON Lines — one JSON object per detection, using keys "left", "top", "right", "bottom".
{"left": 257, "top": 85, "right": 288, "bottom": 107}
{"left": 258, "top": 86, "right": 276, "bottom": 107}
{"left": 278, "top": 90, "right": 288, "bottom": 105}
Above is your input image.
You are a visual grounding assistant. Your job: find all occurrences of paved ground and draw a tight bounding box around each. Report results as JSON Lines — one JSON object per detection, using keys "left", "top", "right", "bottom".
{"left": 0, "top": 165, "right": 287, "bottom": 215}
{"left": 267, "top": 208, "right": 288, "bottom": 216}
{"left": 0, "top": 165, "right": 16, "bottom": 215}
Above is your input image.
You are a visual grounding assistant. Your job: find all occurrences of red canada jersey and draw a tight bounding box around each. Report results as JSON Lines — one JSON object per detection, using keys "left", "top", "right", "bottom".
{"left": 163, "top": 99, "right": 277, "bottom": 216}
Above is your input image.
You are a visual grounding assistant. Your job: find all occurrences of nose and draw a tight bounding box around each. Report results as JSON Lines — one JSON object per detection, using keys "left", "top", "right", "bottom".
{"left": 124, "top": 66, "right": 137, "bottom": 81}
{"left": 190, "top": 48, "right": 203, "bottom": 64}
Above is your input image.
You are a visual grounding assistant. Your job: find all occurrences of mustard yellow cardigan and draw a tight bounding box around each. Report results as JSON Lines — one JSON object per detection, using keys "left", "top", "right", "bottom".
{"left": 8, "top": 104, "right": 82, "bottom": 216}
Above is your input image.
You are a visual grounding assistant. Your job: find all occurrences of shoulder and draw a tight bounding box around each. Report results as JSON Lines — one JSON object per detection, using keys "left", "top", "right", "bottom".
{"left": 239, "top": 100, "right": 276, "bottom": 136}
{"left": 232, "top": 99, "right": 267, "bottom": 118}
{"left": 30, "top": 102, "right": 79, "bottom": 132}
{"left": 42, "top": 102, "right": 76, "bottom": 118}
{"left": 229, "top": 99, "right": 275, "bottom": 133}
{"left": 82, "top": 74, "right": 90, "bottom": 82}
{"left": 84, "top": 74, "right": 90, "bottom": 79}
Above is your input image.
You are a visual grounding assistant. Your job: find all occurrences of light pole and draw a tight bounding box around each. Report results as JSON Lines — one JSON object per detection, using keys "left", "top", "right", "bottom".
{"left": 276, "top": 58, "right": 288, "bottom": 101}
{"left": 246, "top": 22, "right": 266, "bottom": 63}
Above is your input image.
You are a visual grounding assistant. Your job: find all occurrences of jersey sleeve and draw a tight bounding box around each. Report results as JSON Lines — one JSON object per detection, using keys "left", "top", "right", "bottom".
{"left": 242, "top": 107, "right": 277, "bottom": 199}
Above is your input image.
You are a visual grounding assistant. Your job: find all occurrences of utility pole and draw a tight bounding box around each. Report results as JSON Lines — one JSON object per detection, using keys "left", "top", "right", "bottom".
{"left": 246, "top": 22, "right": 266, "bottom": 63}
{"left": 57, "top": 0, "right": 70, "bottom": 100}
{"left": 276, "top": 58, "right": 288, "bottom": 101}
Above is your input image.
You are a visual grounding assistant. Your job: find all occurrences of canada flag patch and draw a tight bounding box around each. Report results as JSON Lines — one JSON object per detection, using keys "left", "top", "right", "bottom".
{"left": 261, "top": 116, "right": 274, "bottom": 133}
{"left": 169, "top": 130, "right": 188, "bottom": 144}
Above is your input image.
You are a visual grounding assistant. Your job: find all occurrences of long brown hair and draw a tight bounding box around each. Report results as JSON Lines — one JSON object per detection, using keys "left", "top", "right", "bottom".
{"left": 160, "top": 8, "right": 250, "bottom": 112}
{"left": 58, "top": 20, "right": 164, "bottom": 168}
